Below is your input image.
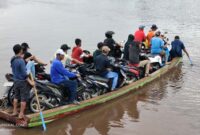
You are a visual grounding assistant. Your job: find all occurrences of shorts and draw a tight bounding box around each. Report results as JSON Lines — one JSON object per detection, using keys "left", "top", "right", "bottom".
{"left": 13, "top": 80, "right": 32, "bottom": 102}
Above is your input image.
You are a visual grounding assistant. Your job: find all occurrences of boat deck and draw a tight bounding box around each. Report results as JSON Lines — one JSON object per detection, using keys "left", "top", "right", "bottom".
{"left": 0, "top": 57, "right": 182, "bottom": 128}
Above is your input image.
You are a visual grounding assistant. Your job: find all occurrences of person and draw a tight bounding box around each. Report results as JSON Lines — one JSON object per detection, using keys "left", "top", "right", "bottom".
{"left": 21, "top": 42, "right": 47, "bottom": 78}
{"left": 95, "top": 46, "right": 119, "bottom": 91}
{"left": 128, "top": 38, "right": 150, "bottom": 77}
{"left": 51, "top": 49, "right": 80, "bottom": 105}
{"left": 123, "top": 34, "right": 134, "bottom": 61}
{"left": 104, "top": 31, "right": 121, "bottom": 57}
{"left": 134, "top": 25, "right": 146, "bottom": 43}
{"left": 11, "top": 44, "right": 34, "bottom": 119}
{"left": 170, "top": 36, "right": 190, "bottom": 59}
{"left": 21, "top": 43, "right": 47, "bottom": 65}
{"left": 146, "top": 24, "right": 158, "bottom": 48}
{"left": 161, "top": 34, "right": 170, "bottom": 62}
{"left": 93, "top": 42, "right": 104, "bottom": 61}
{"left": 151, "top": 31, "right": 168, "bottom": 65}
{"left": 71, "top": 38, "right": 83, "bottom": 64}
{"left": 53, "top": 44, "right": 83, "bottom": 66}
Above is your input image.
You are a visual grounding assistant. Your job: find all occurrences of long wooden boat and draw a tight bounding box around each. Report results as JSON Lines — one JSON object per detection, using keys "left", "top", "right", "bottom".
{"left": 0, "top": 57, "right": 182, "bottom": 128}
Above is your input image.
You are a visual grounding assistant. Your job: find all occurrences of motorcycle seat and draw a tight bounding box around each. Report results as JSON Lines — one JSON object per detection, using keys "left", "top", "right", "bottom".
{"left": 88, "top": 75, "right": 109, "bottom": 83}
{"left": 45, "top": 82, "right": 61, "bottom": 89}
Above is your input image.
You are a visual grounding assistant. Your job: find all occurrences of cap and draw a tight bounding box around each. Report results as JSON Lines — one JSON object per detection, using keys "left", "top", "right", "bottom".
{"left": 56, "top": 49, "right": 65, "bottom": 55}
{"left": 105, "top": 31, "right": 115, "bottom": 36}
{"left": 102, "top": 46, "right": 110, "bottom": 53}
{"left": 21, "top": 42, "right": 30, "bottom": 49}
{"left": 151, "top": 24, "right": 158, "bottom": 30}
{"left": 60, "top": 44, "right": 71, "bottom": 51}
{"left": 139, "top": 25, "right": 145, "bottom": 29}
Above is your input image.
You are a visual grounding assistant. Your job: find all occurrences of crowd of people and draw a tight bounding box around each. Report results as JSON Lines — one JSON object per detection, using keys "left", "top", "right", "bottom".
{"left": 9, "top": 24, "right": 191, "bottom": 119}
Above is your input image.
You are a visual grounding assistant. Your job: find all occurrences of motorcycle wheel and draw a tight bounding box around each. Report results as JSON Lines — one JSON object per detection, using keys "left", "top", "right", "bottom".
{"left": 81, "top": 91, "right": 92, "bottom": 101}
{"left": 7, "top": 86, "right": 14, "bottom": 105}
{"left": 29, "top": 94, "right": 47, "bottom": 113}
{"left": 126, "top": 75, "right": 138, "bottom": 84}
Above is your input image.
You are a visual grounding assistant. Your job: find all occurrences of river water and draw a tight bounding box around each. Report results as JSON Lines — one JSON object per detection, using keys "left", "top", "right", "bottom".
{"left": 0, "top": 0, "right": 200, "bottom": 135}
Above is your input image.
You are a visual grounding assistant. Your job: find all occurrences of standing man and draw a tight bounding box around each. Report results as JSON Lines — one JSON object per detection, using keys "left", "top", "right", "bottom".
{"left": 95, "top": 46, "right": 119, "bottom": 91}
{"left": 51, "top": 49, "right": 80, "bottom": 105}
{"left": 170, "top": 36, "right": 191, "bottom": 59}
{"left": 11, "top": 44, "right": 34, "bottom": 119}
{"left": 134, "top": 25, "right": 146, "bottom": 43}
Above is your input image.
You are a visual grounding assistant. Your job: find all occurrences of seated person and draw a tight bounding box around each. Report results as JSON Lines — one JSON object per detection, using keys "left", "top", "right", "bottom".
{"left": 161, "top": 34, "right": 170, "bottom": 62}
{"left": 146, "top": 24, "right": 158, "bottom": 48}
{"left": 51, "top": 49, "right": 80, "bottom": 105}
{"left": 53, "top": 44, "right": 83, "bottom": 66}
{"left": 134, "top": 25, "right": 146, "bottom": 43}
{"left": 21, "top": 42, "right": 47, "bottom": 78}
{"left": 104, "top": 31, "right": 122, "bottom": 57}
{"left": 94, "top": 46, "right": 118, "bottom": 91}
{"left": 151, "top": 31, "right": 168, "bottom": 65}
{"left": 71, "top": 38, "right": 83, "bottom": 64}
{"left": 93, "top": 42, "right": 104, "bottom": 61}
{"left": 170, "top": 35, "right": 190, "bottom": 59}
{"left": 123, "top": 34, "right": 134, "bottom": 61}
{"left": 128, "top": 36, "right": 150, "bottom": 77}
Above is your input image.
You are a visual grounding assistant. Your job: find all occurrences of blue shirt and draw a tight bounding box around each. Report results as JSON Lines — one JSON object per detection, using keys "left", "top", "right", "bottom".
{"left": 11, "top": 56, "right": 27, "bottom": 81}
{"left": 151, "top": 37, "right": 164, "bottom": 54}
{"left": 170, "top": 39, "right": 185, "bottom": 58}
{"left": 50, "top": 59, "right": 76, "bottom": 84}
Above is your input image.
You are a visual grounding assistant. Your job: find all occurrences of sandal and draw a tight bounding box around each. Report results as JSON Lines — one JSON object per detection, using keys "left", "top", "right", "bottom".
{"left": 18, "top": 115, "right": 28, "bottom": 121}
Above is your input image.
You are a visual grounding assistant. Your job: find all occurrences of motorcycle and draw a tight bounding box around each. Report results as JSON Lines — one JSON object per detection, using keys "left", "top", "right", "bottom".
{"left": 73, "top": 64, "right": 111, "bottom": 96}
{"left": 3, "top": 63, "right": 50, "bottom": 105}
{"left": 29, "top": 77, "right": 91, "bottom": 113}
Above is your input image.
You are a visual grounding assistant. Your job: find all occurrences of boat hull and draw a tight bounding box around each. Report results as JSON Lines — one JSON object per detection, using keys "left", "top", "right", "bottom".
{"left": 0, "top": 57, "right": 182, "bottom": 128}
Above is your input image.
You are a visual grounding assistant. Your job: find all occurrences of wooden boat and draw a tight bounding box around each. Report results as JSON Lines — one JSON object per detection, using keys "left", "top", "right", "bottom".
{"left": 0, "top": 57, "right": 182, "bottom": 128}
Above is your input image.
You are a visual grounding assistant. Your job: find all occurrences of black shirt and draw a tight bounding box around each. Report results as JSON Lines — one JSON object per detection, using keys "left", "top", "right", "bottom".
{"left": 95, "top": 54, "right": 111, "bottom": 76}
{"left": 129, "top": 41, "right": 140, "bottom": 64}
{"left": 104, "top": 38, "right": 115, "bottom": 56}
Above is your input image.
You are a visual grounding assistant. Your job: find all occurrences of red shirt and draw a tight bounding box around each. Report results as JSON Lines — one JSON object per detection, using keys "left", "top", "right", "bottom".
{"left": 134, "top": 30, "right": 146, "bottom": 42}
{"left": 71, "top": 46, "right": 83, "bottom": 64}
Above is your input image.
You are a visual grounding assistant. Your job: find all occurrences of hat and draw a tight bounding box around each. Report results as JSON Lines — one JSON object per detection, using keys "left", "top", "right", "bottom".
{"left": 139, "top": 25, "right": 145, "bottom": 29}
{"left": 21, "top": 42, "right": 30, "bottom": 49}
{"left": 105, "top": 31, "right": 115, "bottom": 36}
{"left": 60, "top": 44, "right": 71, "bottom": 51}
{"left": 151, "top": 24, "right": 158, "bottom": 30}
{"left": 56, "top": 49, "right": 65, "bottom": 55}
{"left": 102, "top": 46, "right": 110, "bottom": 53}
